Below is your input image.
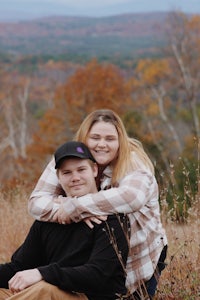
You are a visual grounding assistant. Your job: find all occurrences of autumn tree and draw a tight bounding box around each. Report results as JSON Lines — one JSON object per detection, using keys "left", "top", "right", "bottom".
{"left": 165, "top": 12, "right": 200, "bottom": 140}
{"left": 127, "top": 58, "right": 177, "bottom": 172}
{"left": 164, "top": 12, "right": 200, "bottom": 215}
{"left": 62, "top": 58, "right": 131, "bottom": 126}
{"left": 0, "top": 60, "right": 70, "bottom": 185}
{"left": 24, "top": 59, "right": 131, "bottom": 181}
{"left": 128, "top": 13, "right": 200, "bottom": 167}
{"left": 0, "top": 71, "right": 33, "bottom": 181}
{"left": 127, "top": 12, "right": 200, "bottom": 218}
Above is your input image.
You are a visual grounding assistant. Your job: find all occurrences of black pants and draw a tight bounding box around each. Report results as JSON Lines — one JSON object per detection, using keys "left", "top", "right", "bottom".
{"left": 132, "top": 245, "right": 168, "bottom": 300}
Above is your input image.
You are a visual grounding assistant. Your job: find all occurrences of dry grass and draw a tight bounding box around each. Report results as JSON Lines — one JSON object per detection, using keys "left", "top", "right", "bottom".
{"left": 155, "top": 220, "right": 200, "bottom": 299}
{"left": 0, "top": 186, "right": 33, "bottom": 262}
{"left": 0, "top": 186, "right": 200, "bottom": 299}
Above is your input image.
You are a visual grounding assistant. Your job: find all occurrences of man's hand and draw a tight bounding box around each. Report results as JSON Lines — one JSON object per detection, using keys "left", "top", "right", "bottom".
{"left": 8, "top": 269, "right": 42, "bottom": 293}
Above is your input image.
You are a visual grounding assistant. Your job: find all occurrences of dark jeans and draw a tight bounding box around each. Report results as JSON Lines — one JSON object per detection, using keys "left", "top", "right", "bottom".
{"left": 132, "top": 245, "right": 168, "bottom": 300}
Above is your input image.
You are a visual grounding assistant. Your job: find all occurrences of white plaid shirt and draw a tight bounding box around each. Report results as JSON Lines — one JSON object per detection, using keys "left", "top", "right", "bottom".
{"left": 28, "top": 154, "right": 167, "bottom": 293}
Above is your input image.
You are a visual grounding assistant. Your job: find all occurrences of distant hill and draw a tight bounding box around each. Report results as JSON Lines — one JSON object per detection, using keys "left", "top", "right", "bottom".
{"left": 0, "top": 12, "right": 169, "bottom": 64}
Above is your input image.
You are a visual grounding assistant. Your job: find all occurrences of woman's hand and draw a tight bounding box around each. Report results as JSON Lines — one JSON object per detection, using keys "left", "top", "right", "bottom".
{"left": 52, "top": 198, "right": 107, "bottom": 227}
{"left": 83, "top": 215, "right": 107, "bottom": 229}
{"left": 52, "top": 204, "right": 72, "bottom": 224}
{"left": 53, "top": 205, "right": 107, "bottom": 228}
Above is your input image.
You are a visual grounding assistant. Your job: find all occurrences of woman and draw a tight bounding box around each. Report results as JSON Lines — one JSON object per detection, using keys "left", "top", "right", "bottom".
{"left": 28, "top": 109, "right": 167, "bottom": 299}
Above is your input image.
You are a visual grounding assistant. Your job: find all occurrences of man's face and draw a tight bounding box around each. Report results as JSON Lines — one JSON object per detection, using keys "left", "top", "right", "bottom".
{"left": 57, "top": 158, "right": 98, "bottom": 197}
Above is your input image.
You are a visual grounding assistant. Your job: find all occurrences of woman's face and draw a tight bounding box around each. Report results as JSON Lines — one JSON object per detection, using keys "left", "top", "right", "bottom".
{"left": 86, "top": 121, "right": 119, "bottom": 167}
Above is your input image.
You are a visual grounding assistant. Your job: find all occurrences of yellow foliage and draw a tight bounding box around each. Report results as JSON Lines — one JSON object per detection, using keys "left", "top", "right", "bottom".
{"left": 136, "top": 59, "right": 170, "bottom": 85}
{"left": 147, "top": 102, "right": 159, "bottom": 116}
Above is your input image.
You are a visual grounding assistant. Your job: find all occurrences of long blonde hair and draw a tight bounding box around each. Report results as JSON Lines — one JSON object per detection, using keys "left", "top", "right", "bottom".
{"left": 74, "top": 109, "right": 154, "bottom": 185}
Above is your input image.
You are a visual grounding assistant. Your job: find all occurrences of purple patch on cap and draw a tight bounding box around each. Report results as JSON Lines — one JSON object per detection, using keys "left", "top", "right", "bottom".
{"left": 76, "top": 146, "right": 84, "bottom": 153}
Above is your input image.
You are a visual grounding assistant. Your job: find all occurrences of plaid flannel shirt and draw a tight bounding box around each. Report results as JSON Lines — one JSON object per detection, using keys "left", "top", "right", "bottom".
{"left": 28, "top": 154, "right": 167, "bottom": 293}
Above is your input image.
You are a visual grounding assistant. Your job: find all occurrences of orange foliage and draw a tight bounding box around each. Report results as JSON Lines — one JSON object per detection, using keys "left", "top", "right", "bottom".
{"left": 19, "top": 59, "right": 131, "bottom": 182}
{"left": 61, "top": 59, "right": 131, "bottom": 126}
{"left": 36, "top": 59, "right": 130, "bottom": 141}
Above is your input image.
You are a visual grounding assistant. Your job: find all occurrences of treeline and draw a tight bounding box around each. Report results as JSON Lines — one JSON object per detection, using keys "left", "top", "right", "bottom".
{"left": 0, "top": 12, "right": 166, "bottom": 60}
{"left": 0, "top": 12, "right": 200, "bottom": 221}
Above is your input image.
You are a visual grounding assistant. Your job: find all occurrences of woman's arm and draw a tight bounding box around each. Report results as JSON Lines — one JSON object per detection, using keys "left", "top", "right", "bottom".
{"left": 28, "top": 158, "right": 107, "bottom": 226}
{"left": 28, "top": 158, "right": 64, "bottom": 221}
{"left": 57, "top": 169, "right": 158, "bottom": 224}
{"left": 29, "top": 156, "right": 158, "bottom": 224}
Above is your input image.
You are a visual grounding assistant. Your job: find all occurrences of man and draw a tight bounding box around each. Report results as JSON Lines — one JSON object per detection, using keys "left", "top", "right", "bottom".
{"left": 0, "top": 141, "right": 129, "bottom": 300}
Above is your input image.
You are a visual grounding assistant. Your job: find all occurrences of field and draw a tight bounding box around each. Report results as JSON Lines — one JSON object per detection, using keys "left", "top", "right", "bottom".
{"left": 0, "top": 186, "right": 199, "bottom": 299}
{"left": 156, "top": 222, "right": 200, "bottom": 299}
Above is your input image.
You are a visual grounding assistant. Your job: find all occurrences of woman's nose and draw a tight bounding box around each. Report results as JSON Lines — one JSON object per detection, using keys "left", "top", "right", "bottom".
{"left": 97, "top": 139, "right": 106, "bottom": 147}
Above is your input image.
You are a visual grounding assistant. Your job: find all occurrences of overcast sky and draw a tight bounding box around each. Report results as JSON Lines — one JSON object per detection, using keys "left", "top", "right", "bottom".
{"left": 1, "top": 0, "right": 200, "bottom": 21}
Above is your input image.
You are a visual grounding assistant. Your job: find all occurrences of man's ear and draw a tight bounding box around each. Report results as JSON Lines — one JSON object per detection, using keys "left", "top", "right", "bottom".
{"left": 56, "top": 170, "right": 61, "bottom": 182}
{"left": 93, "top": 163, "right": 98, "bottom": 177}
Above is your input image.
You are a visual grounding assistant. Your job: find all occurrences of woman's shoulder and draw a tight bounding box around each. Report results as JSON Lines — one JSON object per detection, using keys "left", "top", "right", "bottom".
{"left": 130, "top": 151, "right": 154, "bottom": 174}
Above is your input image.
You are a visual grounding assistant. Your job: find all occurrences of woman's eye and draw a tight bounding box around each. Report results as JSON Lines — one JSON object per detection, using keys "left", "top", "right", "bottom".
{"left": 106, "top": 137, "right": 116, "bottom": 141}
{"left": 106, "top": 137, "right": 113, "bottom": 141}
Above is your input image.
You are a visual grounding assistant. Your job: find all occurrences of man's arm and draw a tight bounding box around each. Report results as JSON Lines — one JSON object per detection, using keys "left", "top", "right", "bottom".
{"left": 0, "top": 263, "right": 20, "bottom": 288}
{"left": 0, "top": 221, "right": 43, "bottom": 289}
{"left": 5, "top": 216, "right": 128, "bottom": 295}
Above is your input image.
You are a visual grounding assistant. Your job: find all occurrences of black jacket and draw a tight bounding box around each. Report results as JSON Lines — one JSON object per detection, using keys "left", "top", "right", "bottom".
{"left": 0, "top": 214, "right": 129, "bottom": 299}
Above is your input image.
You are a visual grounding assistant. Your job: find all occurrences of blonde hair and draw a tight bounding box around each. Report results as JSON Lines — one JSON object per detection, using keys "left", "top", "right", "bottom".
{"left": 74, "top": 109, "right": 154, "bottom": 185}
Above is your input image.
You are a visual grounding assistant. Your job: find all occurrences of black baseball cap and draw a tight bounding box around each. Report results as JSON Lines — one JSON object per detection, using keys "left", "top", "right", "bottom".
{"left": 54, "top": 141, "right": 96, "bottom": 169}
